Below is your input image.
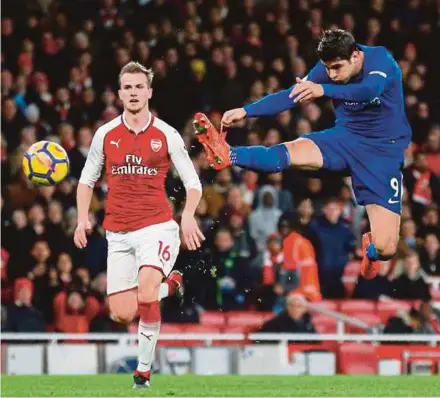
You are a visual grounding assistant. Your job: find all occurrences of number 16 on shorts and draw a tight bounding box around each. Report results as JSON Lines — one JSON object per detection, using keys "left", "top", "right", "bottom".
{"left": 158, "top": 240, "right": 171, "bottom": 264}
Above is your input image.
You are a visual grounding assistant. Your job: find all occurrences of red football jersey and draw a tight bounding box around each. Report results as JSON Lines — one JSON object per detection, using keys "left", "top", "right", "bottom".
{"left": 79, "top": 113, "right": 201, "bottom": 232}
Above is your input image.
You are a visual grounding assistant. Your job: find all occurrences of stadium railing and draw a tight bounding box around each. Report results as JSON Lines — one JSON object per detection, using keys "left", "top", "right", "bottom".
{"left": 2, "top": 333, "right": 439, "bottom": 344}
{"left": 306, "top": 301, "right": 375, "bottom": 333}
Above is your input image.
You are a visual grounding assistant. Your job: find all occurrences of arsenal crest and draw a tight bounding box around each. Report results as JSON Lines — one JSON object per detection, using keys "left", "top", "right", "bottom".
{"left": 150, "top": 139, "right": 162, "bottom": 152}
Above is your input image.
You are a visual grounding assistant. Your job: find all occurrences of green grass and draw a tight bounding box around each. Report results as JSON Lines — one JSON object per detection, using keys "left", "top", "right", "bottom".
{"left": 2, "top": 375, "right": 440, "bottom": 397}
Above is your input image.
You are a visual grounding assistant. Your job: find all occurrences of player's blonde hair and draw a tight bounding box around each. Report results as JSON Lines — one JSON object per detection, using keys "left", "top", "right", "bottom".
{"left": 119, "top": 61, "right": 154, "bottom": 88}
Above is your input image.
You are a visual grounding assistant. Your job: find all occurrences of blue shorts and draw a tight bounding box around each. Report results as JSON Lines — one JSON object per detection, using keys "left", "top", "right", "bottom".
{"left": 304, "top": 127, "right": 408, "bottom": 215}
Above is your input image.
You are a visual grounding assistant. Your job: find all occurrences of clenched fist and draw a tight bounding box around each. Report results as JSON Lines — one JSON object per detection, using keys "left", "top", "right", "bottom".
{"left": 221, "top": 108, "right": 247, "bottom": 127}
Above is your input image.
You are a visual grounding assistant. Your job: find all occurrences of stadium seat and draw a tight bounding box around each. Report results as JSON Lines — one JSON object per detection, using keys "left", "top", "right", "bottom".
{"left": 199, "top": 311, "right": 226, "bottom": 326}
{"left": 344, "top": 260, "right": 361, "bottom": 277}
{"left": 377, "top": 300, "right": 412, "bottom": 324}
{"left": 308, "top": 300, "right": 339, "bottom": 315}
{"left": 342, "top": 260, "right": 361, "bottom": 297}
{"left": 222, "top": 325, "right": 254, "bottom": 333}
{"left": 339, "top": 300, "right": 376, "bottom": 314}
{"left": 183, "top": 324, "right": 222, "bottom": 333}
{"left": 160, "top": 323, "right": 187, "bottom": 333}
{"left": 312, "top": 314, "right": 337, "bottom": 333}
{"left": 344, "top": 313, "right": 381, "bottom": 334}
{"left": 430, "top": 287, "right": 440, "bottom": 300}
{"left": 261, "top": 312, "right": 275, "bottom": 322}
{"left": 338, "top": 343, "right": 378, "bottom": 374}
{"left": 226, "top": 312, "right": 265, "bottom": 328}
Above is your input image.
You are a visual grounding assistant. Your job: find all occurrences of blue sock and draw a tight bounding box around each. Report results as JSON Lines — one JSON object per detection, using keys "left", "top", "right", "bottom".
{"left": 230, "top": 144, "right": 291, "bottom": 173}
{"left": 366, "top": 243, "right": 394, "bottom": 261}
{"left": 366, "top": 243, "right": 379, "bottom": 261}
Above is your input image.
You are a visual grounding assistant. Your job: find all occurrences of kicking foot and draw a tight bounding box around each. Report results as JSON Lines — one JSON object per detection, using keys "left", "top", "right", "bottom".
{"left": 193, "top": 112, "right": 230, "bottom": 170}
{"left": 132, "top": 370, "right": 150, "bottom": 389}
{"left": 167, "top": 270, "right": 184, "bottom": 305}
{"left": 360, "top": 232, "right": 380, "bottom": 280}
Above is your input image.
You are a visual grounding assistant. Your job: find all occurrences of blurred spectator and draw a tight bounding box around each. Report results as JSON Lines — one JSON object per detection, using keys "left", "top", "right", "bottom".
{"left": 239, "top": 170, "right": 259, "bottom": 208}
{"left": 417, "top": 205, "right": 439, "bottom": 239}
{"left": 310, "top": 198, "right": 356, "bottom": 298}
{"left": 228, "top": 212, "right": 257, "bottom": 264}
{"left": 418, "top": 233, "right": 440, "bottom": 276}
{"left": 390, "top": 251, "right": 431, "bottom": 301}
{"left": 259, "top": 293, "right": 316, "bottom": 335}
{"left": 254, "top": 173, "right": 294, "bottom": 214}
{"left": 353, "top": 261, "right": 392, "bottom": 300}
{"left": 422, "top": 125, "right": 439, "bottom": 175}
{"left": 218, "top": 185, "right": 250, "bottom": 226}
{"left": 53, "top": 288, "right": 100, "bottom": 333}
{"left": 249, "top": 185, "right": 282, "bottom": 251}
{"left": 203, "top": 168, "right": 232, "bottom": 219}
{"left": 210, "top": 228, "right": 255, "bottom": 311}
{"left": 384, "top": 307, "right": 433, "bottom": 336}
{"left": 3, "top": 278, "right": 45, "bottom": 332}
{"left": 419, "top": 301, "right": 440, "bottom": 334}
{"left": 403, "top": 151, "right": 440, "bottom": 220}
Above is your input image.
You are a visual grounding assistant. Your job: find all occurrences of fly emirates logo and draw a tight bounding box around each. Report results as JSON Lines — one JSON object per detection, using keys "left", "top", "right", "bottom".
{"left": 111, "top": 154, "right": 158, "bottom": 176}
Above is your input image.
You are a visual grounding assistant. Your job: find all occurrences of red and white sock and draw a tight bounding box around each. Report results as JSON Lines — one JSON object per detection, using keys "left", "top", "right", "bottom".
{"left": 137, "top": 301, "right": 160, "bottom": 373}
{"left": 158, "top": 279, "right": 179, "bottom": 300}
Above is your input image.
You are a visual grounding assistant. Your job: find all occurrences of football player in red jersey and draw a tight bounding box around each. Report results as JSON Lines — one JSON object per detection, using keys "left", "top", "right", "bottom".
{"left": 74, "top": 62, "right": 204, "bottom": 388}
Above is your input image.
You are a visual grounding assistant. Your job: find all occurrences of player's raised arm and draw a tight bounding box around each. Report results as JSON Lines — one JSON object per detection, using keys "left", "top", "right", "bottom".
{"left": 222, "top": 62, "right": 328, "bottom": 126}
{"left": 312, "top": 45, "right": 393, "bottom": 103}
{"left": 75, "top": 127, "right": 105, "bottom": 248}
{"left": 167, "top": 130, "right": 205, "bottom": 250}
{"left": 320, "top": 71, "right": 389, "bottom": 102}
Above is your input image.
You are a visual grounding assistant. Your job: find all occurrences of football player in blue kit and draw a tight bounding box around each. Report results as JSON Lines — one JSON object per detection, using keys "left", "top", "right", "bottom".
{"left": 194, "top": 29, "right": 412, "bottom": 280}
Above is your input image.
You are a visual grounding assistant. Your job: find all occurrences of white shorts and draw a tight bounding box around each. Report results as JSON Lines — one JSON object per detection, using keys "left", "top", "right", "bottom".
{"left": 106, "top": 220, "right": 181, "bottom": 295}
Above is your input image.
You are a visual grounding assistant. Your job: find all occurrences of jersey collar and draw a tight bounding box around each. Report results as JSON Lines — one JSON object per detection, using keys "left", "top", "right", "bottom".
{"left": 121, "top": 111, "right": 153, "bottom": 134}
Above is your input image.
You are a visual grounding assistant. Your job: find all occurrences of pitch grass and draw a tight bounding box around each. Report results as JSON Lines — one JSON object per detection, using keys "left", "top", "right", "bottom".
{"left": 2, "top": 375, "right": 440, "bottom": 397}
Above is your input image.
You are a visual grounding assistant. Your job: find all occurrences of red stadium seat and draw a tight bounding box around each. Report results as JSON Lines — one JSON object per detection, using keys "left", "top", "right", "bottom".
{"left": 199, "top": 311, "right": 226, "bottom": 326}
{"left": 345, "top": 313, "right": 381, "bottom": 334}
{"left": 312, "top": 314, "right": 337, "bottom": 333}
{"left": 344, "top": 260, "right": 361, "bottom": 277}
{"left": 342, "top": 260, "right": 361, "bottom": 297}
{"left": 183, "top": 324, "right": 222, "bottom": 333}
{"left": 308, "top": 300, "right": 339, "bottom": 315}
{"left": 160, "top": 323, "right": 187, "bottom": 333}
{"left": 261, "top": 312, "right": 275, "bottom": 322}
{"left": 338, "top": 343, "right": 378, "bottom": 374}
{"left": 340, "top": 300, "right": 376, "bottom": 314}
{"left": 430, "top": 287, "right": 440, "bottom": 300}
{"left": 226, "top": 312, "right": 264, "bottom": 328}
{"left": 377, "top": 300, "right": 412, "bottom": 323}
{"left": 223, "top": 325, "right": 254, "bottom": 333}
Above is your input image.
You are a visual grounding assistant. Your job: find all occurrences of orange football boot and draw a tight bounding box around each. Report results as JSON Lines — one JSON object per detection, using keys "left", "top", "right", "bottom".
{"left": 360, "top": 232, "right": 380, "bottom": 280}
{"left": 193, "top": 112, "right": 230, "bottom": 170}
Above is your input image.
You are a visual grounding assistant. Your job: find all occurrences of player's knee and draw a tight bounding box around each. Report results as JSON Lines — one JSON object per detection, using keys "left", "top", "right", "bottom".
{"left": 287, "top": 138, "right": 323, "bottom": 170}
{"left": 374, "top": 236, "right": 398, "bottom": 259}
{"left": 110, "top": 307, "right": 137, "bottom": 324}
{"left": 138, "top": 283, "right": 160, "bottom": 303}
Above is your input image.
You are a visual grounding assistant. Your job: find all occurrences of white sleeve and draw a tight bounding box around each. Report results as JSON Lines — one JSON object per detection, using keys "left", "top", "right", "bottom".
{"left": 167, "top": 130, "right": 202, "bottom": 192}
{"left": 79, "top": 128, "right": 105, "bottom": 188}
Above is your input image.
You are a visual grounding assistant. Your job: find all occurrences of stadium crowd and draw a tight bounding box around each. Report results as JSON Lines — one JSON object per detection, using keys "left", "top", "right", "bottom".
{"left": 1, "top": 0, "right": 439, "bottom": 335}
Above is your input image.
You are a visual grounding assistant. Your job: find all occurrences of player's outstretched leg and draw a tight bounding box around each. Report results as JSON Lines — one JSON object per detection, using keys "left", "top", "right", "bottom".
{"left": 133, "top": 267, "right": 163, "bottom": 389}
{"left": 193, "top": 113, "right": 323, "bottom": 172}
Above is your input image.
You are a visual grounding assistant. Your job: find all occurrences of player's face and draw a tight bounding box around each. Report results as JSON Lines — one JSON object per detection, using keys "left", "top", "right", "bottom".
{"left": 119, "top": 73, "right": 152, "bottom": 114}
{"left": 323, "top": 51, "right": 361, "bottom": 84}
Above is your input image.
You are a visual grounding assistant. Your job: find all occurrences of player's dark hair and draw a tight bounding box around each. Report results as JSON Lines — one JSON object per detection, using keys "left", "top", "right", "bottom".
{"left": 317, "top": 29, "right": 357, "bottom": 62}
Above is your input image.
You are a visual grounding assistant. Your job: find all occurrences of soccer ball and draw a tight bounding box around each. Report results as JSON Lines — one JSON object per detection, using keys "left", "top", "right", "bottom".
{"left": 22, "top": 141, "right": 70, "bottom": 186}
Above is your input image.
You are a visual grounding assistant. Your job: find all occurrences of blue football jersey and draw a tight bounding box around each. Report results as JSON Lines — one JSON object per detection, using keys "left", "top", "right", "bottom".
{"left": 306, "top": 44, "right": 412, "bottom": 141}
